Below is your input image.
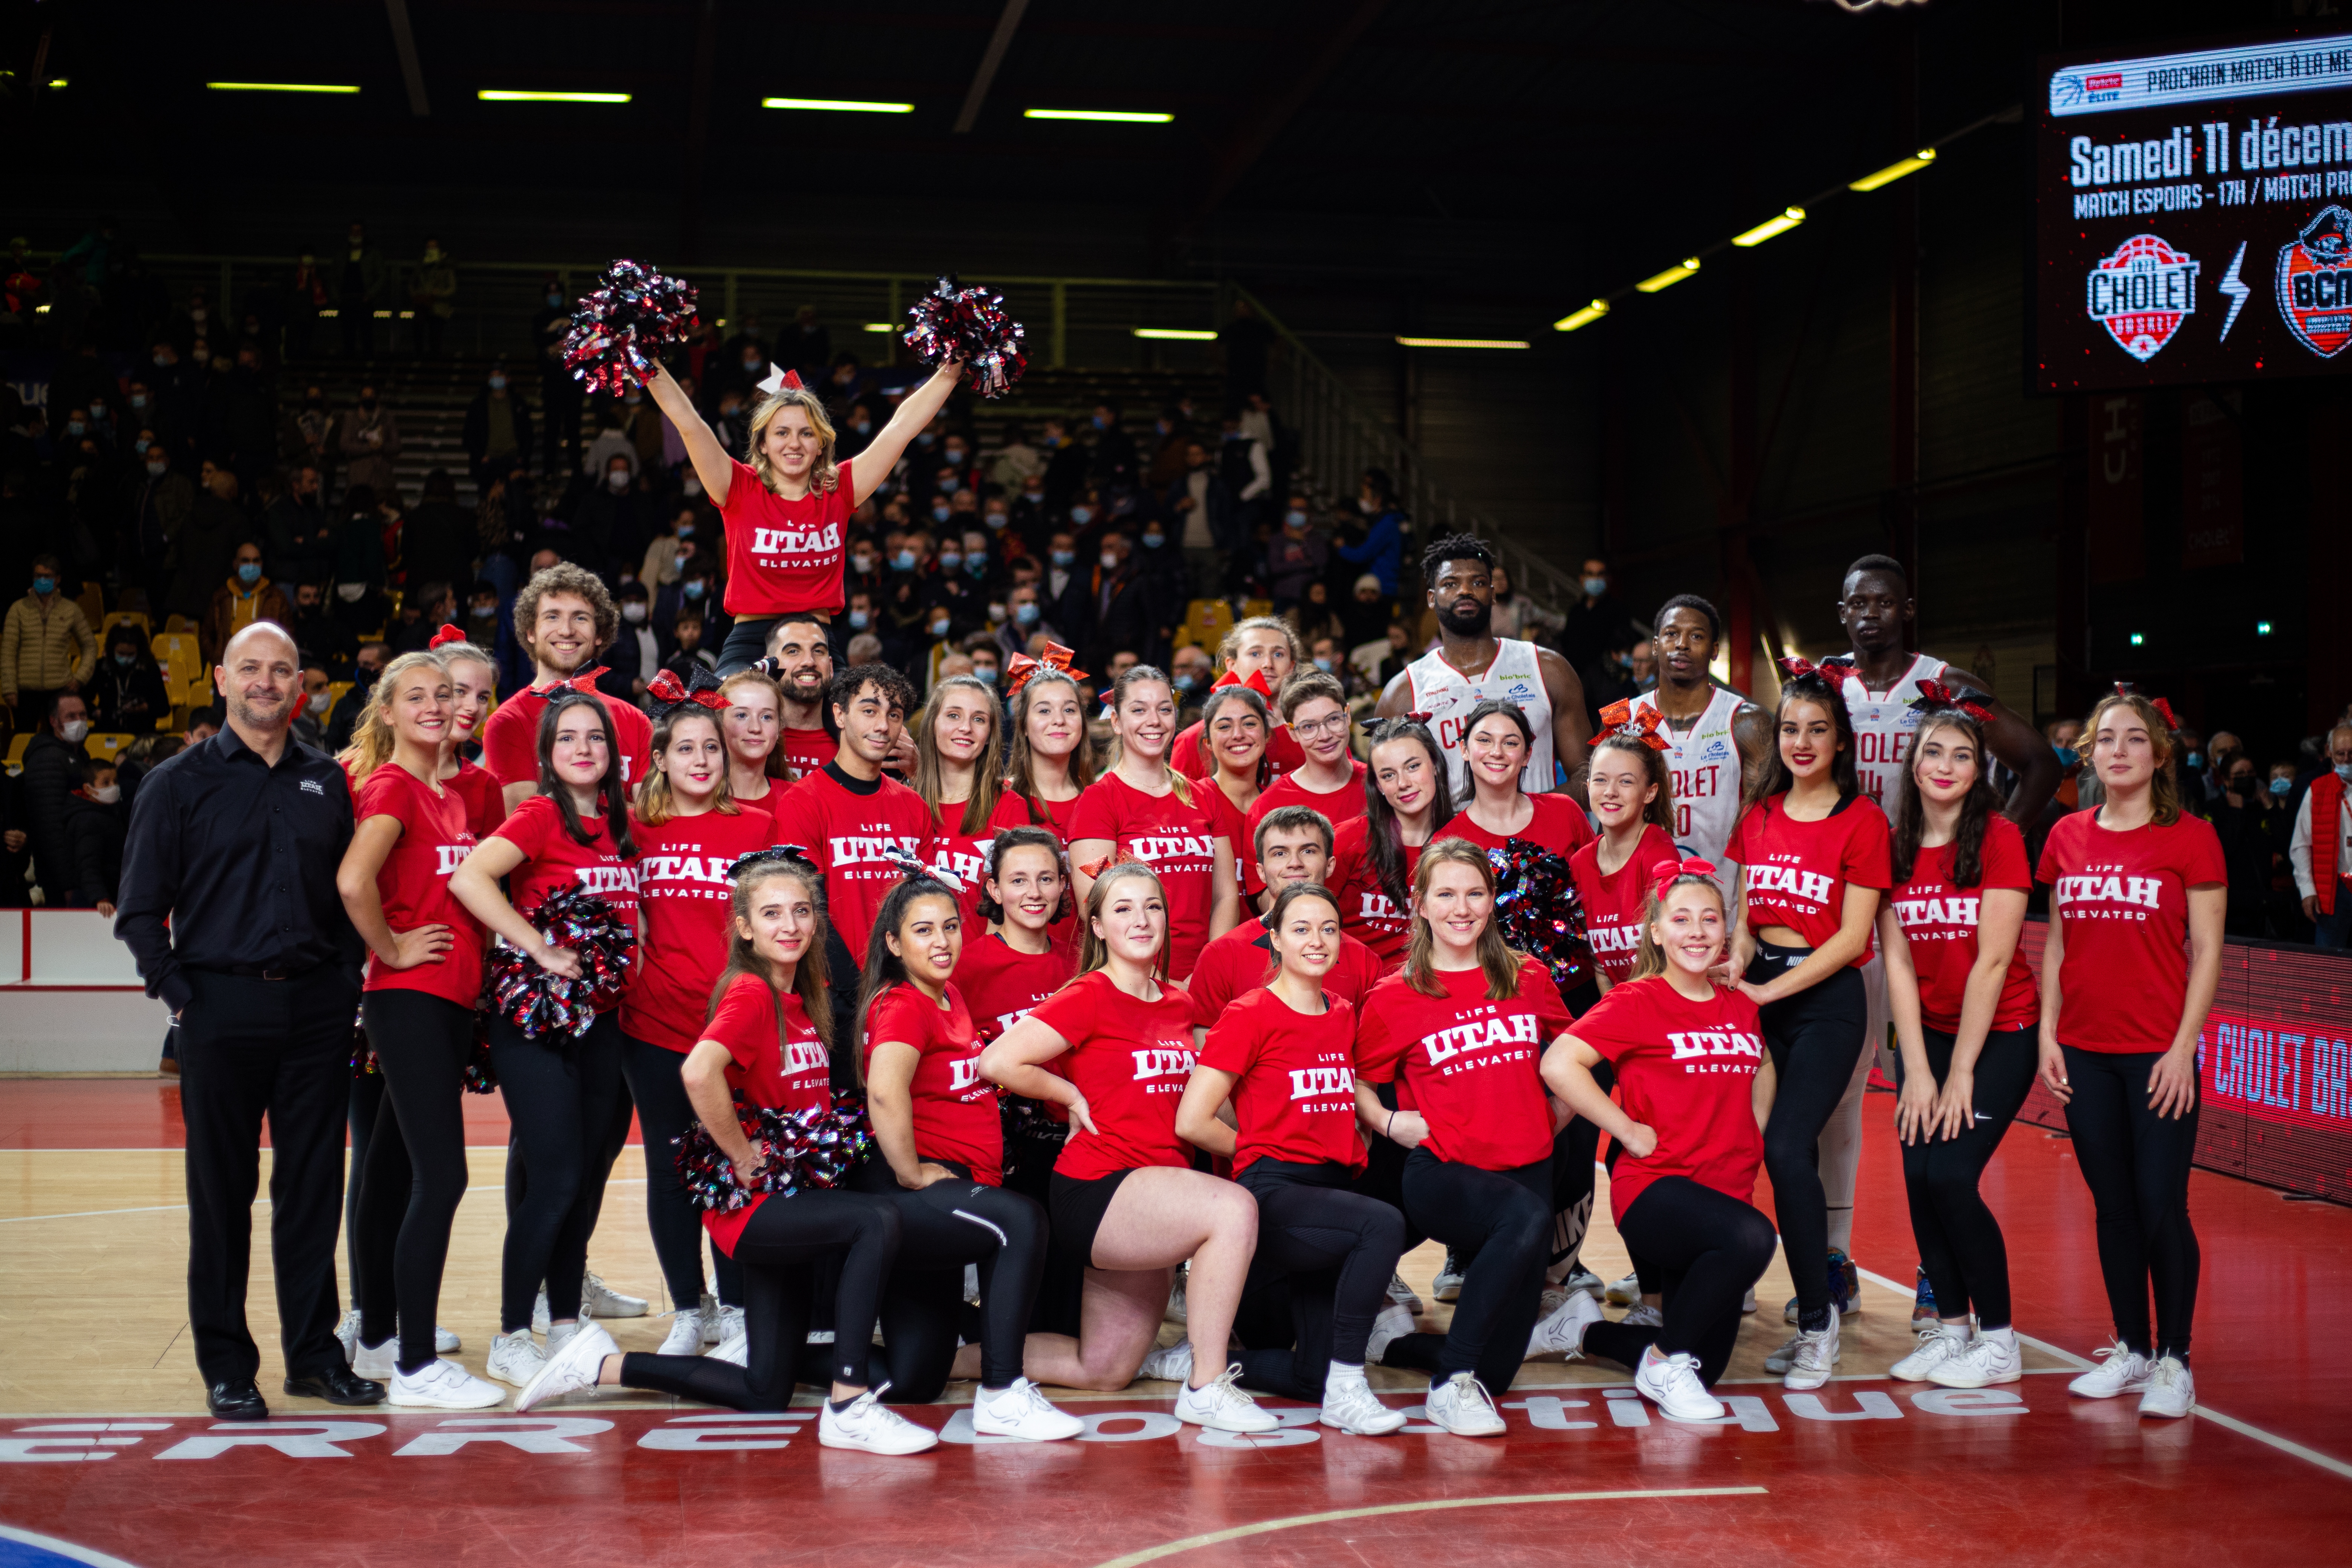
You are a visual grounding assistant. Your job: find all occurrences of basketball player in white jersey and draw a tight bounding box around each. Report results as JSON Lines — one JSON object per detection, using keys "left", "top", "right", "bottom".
{"left": 1376, "top": 534, "right": 1591, "bottom": 802}
{"left": 1630, "top": 594, "right": 1773, "bottom": 888}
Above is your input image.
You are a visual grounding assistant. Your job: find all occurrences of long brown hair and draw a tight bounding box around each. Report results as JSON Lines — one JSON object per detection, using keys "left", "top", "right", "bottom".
{"left": 1888, "top": 710, "right": 2001, "bottom": 887}
{"left": 1005, "top": 669, "right": 1096, "bottom": 824}
{"left": 707, "top": 856, "right": 834, "bottom": 1053}
{"left": 2084, "top": 691, "right": 2184, "bottom": 827}
{"left": 1627, "top": 870, "right": 1726, "bottom": 983}
{"left": 634, "top": 705, "right": 741, "bottom": 827}
{"left": 914, "top": 674, "right": 1005, "bottom": 834}
{"left": 1742, "top": 666, "right": 1860, "bottom": 813}
{"left": 536, "top": 689, "right": 638, "bottom": 858}
{"left": 1402, "top": 838, "right": 1523, "bottom": 1000}
{"left": 1077, "top": 861, "right": 1169, "bottom": 980}
{"left": 338, "top": 650, "right": 451, "bottom": 785}
{"left": 1592, "top": 732, "right": 1677, "bottom": 834}
{"left": 852, "top": 871, "right": 965, "bottom": 1082}
{"left": 1365, "top": 717, "right": 1453, "bottom": 918}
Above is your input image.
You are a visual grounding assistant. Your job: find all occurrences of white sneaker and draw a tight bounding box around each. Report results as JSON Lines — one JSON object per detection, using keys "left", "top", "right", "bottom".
{"left": 2069, "top": 1340, "right": 2156, "bottom": 1399}
{"left": 1560, "top": 1266, "right": 1605, "bottom": 1298}
{"left": 1929, "top": 1334, "right": 2021, "bottom": 1389}
{"left": 1166, "top": 1266, "right": 1189, "bottom": 1325}
{"left": 1620, "top": 1302, "right": 1664, "bottom": 1330}
{"left": 819, "top": 1387, "right": 939, "bottom": 1455}
{"left": 1741, "top": 1286, "right": 1756, "bottom": 1314}
{"left": 389, "top": 1358, "right": 507, "bottom": 1410}
{"left": 1320, "top": 1374, "right": 1407, "bottom": 1436}
{"left": 1174, "top": 1364, "right": 1278, "bottom": 1433}
{"left": 973, "top": 1378, "right": 1084, "bottom": 1441}
{"left": 487, "top": 1330, "right": 547, "bottom": 1388}
{"left": 1387, "top": 1272, "right": 1424, "bottom": 1315}
{"left": 2137, "top": 1354, "right": 2194, "bottom": 1418}
{"left": 1432, "top": 1251, "right": 1465, "bottom": 1303}
{"left": 1763, "top": 1326, "right": 1844, "bottom": 1377}
{"left": 335, "top": 1309, "right": 360, "bottom": 1364}
{"left": 434, "top": 1325, "right": 461, "bottom": 1354}
{"left": 547, "top": 1320, "right": 580, "bottom": 1355}
{"left": 351, "top": 1337, "right": 397, "bottom": 1380}
{"left": 1781, "top": 1319, "right": 1840, "bottom": 1390}
{"left": 963, "top": 1263, "right": 983, "bottom": 1307}
{"left": 1138, "top": 1339, "right": 1194, "bottom": 1383}
{"left": 709, "top": 1329, "right": 748, "bottom": 1367}
{"left": 1890, "top": 1324, "right": 1969, "bottom": 1381}
{"left": 709, "top": 1304, "right": 743, "bottom": 1347}
{"left": 1603, "top": 1272, "right": 1643, "bottom": 1306}
{"left": 657, "top": 1309, "right": 706, "bottom": 1357}
{"left": 1423, "top": 1371, "right": 1505, "bottom": 1437}
{"left": 1634, "top": 1346, "right": 1724, "bottom": 1421}
{"left": 531, "top": 1288, "right": 551, "bottom": 1335}
{"left": 515, "top": 1321, "right": 618, "bottom": 1412}
{"left": 582, "top": 1271, "right": 646, "bottom": 1318}
{"left": 1364, "top": 1304, "right": 1414, "bottom": 1364}
{"left": 1527, "top": 1288, "right": 1605, "bottom": 1358}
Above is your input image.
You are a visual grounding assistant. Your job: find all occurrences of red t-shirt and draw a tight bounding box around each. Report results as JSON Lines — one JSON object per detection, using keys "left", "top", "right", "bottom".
{"left": 2036, "top": 810, "right": 2226, "bottom": 1054}
{"left": 492, "top": 793, "right": 642, "bottom": 931}
{"left": 1570, "top": 975, "right": 1766, "bottom": 1222}
{"left": 1355, "top": 959, "right": 1570, "bottom": 1171}
{"left": 1199, "top": 987, "right": 1366, "bottom": 1175}
{"left": 621, "top": 805, "right": 776, "bottom": 1053}
{"left": 1173, "top": 719, "right": 1303, "bottom": 782}
{"left": 353, "top": 764, "right": 481, "bottom": 1008}
{"left": 1889, "top": 815, "right": 2039, "bottom": 1034}
{"left": 1027, "top": 969, "right": 1200, "bottom": 1180}
{"left": 447, "top": 758, "right": 508, "bottom": 840}
{"left": 929, "top": 800, "right": 996, "bottom": 934}
{"left": 720, "top": 456, "right": 856, "bottom": 618}
{"left": 698, "top": 974, "right": 832, "bottom": 1256}
{"left": 863, "top": 981, "right": 999, "bottom": 1185}
{"left": 1067, "top": 772, "right": 1225, "bottom": 982}
{"left": 959, "top": 931, "right": 1075, "bottom": 1123}
{"left": 1209, "top": 782, "right": 1261, "bottom": 898}
{"left": 478, "top": 682, "right": 654, "bottom": 793}
{"left": 1436, "top": 792, "right": 1596, "bottom": 862}
{"left": 1187, "top": 915, "right": 1385, "bottom": 1028}
{"left": 1330, "top": 813, "right": 1420, "bottom": 971}
{"left": 764, "top": 765, "right": 936, "bottom": 966}
{"left": 775, "top": 727, "right": 835, "bottom": 787}
{"left": 1729, "top": 794, "right": 1892, "bottom": 961}
{"left": 1570, "top": 825, "right": 1679, "bottom": 986}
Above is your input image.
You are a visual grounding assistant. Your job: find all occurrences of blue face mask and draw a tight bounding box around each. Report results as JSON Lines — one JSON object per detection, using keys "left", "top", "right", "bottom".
{"left": 1285, "top": 510, "right": 1308, "bottom": 529}
{"left": 936, "top": 474, "right": 958, "bottom": 492}
{"left": 1141, "top": 531, "right": 1165, "bottom": 549}
{"left": 974, "top": 665, "right": 998, "bottom": 684}
{"left": 2337, "top": 763, "right": 2352, "bottom": 783}
{"left": 676, "top": 524, "right": 693, "bottom": 540}
{"left": 1092, "top": 414, "right": 1108, "bottom": 430}
{"left": 939, "top": 551, "right": 963, "bottom": 571}
{"left": 984, "top": 511, "right": 1006, "bottom": 530}
{"left": 1014, "top": 601, "right": 1040, "bottom": 626}
{"left": 1050, "top": 549, "right": 1074, "bottom": 567}
{"left": 848, "top": 609, "right": 870, "bottom": 629}
{"left": 1314, "top": 656, "right": 1334, "bottom": 672}
{"left": 682, "top": 580, "right": 705, "bottom": 600}
{"left": 1069, "top": 506, "right": 1093, "bottom": 526}
{"left": 932, "top": 505, "right": 953, "bottom": 524}
{"left": 236, "top": 562, "right": 262, "bottom": 585}
{"left": 2271, "top": 776, "right": 2292, "bottom": 796}
{"left": 965, "top": 556, "right": 988, "bottom": 577}
{"left": 916, "top": 432, "right": 934, "bottom": 447}
{"left": 32, "top": 576, "right": 56, "bottom": 596}
{"left": 2185, "top": 752, "right": 2203, "bottom": 769}
{"left": 2053, "top": 745, "right": 2078, "bottom": 768}
{"left": 1173, "top": 673, "right": 1199, "bottom": 695}
{"left": 894, "top": 550, "right": 917, "bottom": 571}
{"left": 1582, "top": 576, "right": 1608, "bottom": 597}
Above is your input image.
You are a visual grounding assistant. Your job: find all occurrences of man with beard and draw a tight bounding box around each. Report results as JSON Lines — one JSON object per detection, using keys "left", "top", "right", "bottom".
{"left": 1377, "top": 534, "right": 1591, "bottom": 802}
{"left": 477, "top": 562, "right": 654, "bottom": 814}
{"left": 762, "top": 614, "right": 838, "bottom": 785}
{"left": 1628, "top": 594, "right": 1773, "bottom": 890}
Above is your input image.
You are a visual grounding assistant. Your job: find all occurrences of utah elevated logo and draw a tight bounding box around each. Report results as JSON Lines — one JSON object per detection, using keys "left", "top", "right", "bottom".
{"left": 2086, "top": 233, "right": 2199, "bottom": 363}
{"left": 2276, "top": 205, "right": 2352, "bottom": 360}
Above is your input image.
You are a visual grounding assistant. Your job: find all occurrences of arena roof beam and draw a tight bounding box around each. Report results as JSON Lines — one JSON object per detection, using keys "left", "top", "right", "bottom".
{"left": 384, "top": 0, "right": 431, "bottom": 116}
{"left": 953, "top": 0, "right": 1029, "bottom": 134}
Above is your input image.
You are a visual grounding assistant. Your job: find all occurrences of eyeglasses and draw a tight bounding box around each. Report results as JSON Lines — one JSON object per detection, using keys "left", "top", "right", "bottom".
{"left": 1291, "top": 714, "right": 1351, "bottom": 740}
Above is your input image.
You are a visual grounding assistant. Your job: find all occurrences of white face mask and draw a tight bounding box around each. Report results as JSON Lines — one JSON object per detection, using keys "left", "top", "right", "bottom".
{"left": 336, "top": 583, "right": 368, "bottom": 603}
{"left": 1099, "top": 551, "right": 1119, "bottom": 570}
{"left": 307, "top": 691, "right": 331, "bottom": 716}
{"left": 60, "top": 719, "right": 90, "bottom": 744}
{"left": 622, "top": 602, "right": 648, "bottom": 623}
{"left": 89, "top": 784, "right": 121, "bottom": 804}
{"left": 606, "top": 470, "right": 631, "bottom": 492}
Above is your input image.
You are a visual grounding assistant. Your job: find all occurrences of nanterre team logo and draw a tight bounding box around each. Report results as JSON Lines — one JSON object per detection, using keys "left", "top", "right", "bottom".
{"left": 2276, "top": 205, "right": 2352, "bottom": 360}
{"left": 2085, "top": 234, "right": 2199, "bottom": 362}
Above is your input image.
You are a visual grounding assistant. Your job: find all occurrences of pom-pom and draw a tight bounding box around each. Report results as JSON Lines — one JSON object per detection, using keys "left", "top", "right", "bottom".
{"left": 902, "top": 276, "right": 1027, "bottom": 399}
{"left": 483, "top": 886, "right": 637, "bottom": 1041}
{"left": 351, "top": 1005, "right": 375, "bottom": 1079}
{"left": 673, "top": 1091, "right": 876, "bottom": 1211}
{"left": 1487, "top": 840, "right": 1593, "bottom": 990}
{"left": 999, "top": 1090, "right": 1070, "bottom": 1145}
{"left": 561, "top": 259, "right": 699, "bottom": 398}
{"left": 463, "top": 1014, "right": 499, "bottom": 1095}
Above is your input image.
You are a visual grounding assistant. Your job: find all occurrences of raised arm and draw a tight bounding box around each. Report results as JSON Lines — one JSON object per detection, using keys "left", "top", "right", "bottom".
{"left": 848, "top": 360, "right": 964, "bottom": 508}
{"left": 640, "top": 359, "right": 735, "bottom": 507}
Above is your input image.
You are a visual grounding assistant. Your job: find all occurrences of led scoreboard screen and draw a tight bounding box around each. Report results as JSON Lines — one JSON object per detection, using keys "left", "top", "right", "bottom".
{"left": 2034, "top": 30, "right": 2352, "bottom": 391}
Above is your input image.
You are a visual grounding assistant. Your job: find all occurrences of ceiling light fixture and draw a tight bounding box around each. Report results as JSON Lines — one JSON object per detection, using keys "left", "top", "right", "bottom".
{"left": 1732, "top": 207, "right": 1807, "bottom": 247}
{"left": 1133, "top": 327, "right": 1217, "bottom": 340}
{"left": 478, "top": 89, "right": 631, "bottom": 103}
{"left": 1635, "top": 259, "right": 1703, "bottom": 294}
{"left": 207, "top": 81, "right": 359, "bottom": 94}
{"left": 764, "top": 96, "right": 913, "bottom": 114}
{"left": 862, "top": 323, "right": 897, "bottom": 333}
{"left": 1026, "top": 108, "right": 1171, "bottom": 123}
{"left": 1394, "top": 337, "right": 1531, "bottom": 349}
{"left": 1553, "top": 300, "right": 1610, "bottom": 332}
{"left": 1849, "top": 148, "right": 1936, "bottom": 191}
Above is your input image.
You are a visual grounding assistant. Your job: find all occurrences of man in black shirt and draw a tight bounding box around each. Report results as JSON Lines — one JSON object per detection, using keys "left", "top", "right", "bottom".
{"left": 115, "top": 621, "right": 380, "bottom": 1420}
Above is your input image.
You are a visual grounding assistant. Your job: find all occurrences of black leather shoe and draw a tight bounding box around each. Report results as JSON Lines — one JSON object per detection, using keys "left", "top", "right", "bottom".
{"left": 283, "top": 1364, "right": 387, "bottom": 1406}
{"left": 206, "top": 1378, "right": 269, "bottom": 1421}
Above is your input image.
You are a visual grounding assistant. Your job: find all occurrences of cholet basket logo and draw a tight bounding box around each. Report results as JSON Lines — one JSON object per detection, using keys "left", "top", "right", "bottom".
{"left": 2085, "top": 233, "right": 2200, "bottom": 363}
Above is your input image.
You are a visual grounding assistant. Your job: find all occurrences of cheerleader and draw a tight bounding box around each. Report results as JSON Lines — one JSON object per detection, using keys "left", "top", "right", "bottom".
{"left": 1198, "top": 677, "right": 1272, "bottom": 903}
{"left": 332, "top": 652, "right": 501, "bottom": 1408}
{"left": 426, "top": 628, "right": 506, "bottom": 838}
{"left": 914, "top": 673, "right": 1005, "bottom": 933}
{"left": 977, "top": 863, "right": 1276, "bottom": 1432}
{"left": 991, "top": 646, "right": 1094, "bottom": 845}
{"left": 2037, "top": 691, "right": 2224, "bottom": 1419}
{"left": 447, "top": 690, "right": 642, "bottom": 1389}
{"left": 1175, "top": 882, "right": 1409, "bottom": 1435}
{"left": 717, "top": 668, "right": 785, "bottom": 809}
{"left": 846, "top": 871, "right": 1084, "bottom": 1438}
{"left": 1434, "top": 697, "right": 1595, "bottom": 867}
{"left": 1351, "top": 839, "right": 1587, "bottom": 1435}
{"left": 516, "top": 853, "right": 939, "bottom": 1456}
{"left": 1540, "top": 862, "right": 1777, "bottom": 1419}
{"left": 1875, "top": 691, "right": 2041, "bottom": 1391}
{"left": 1189, "top": 806, "right": 1386, "bottom": 1024}
{"left": 1067, "top": 666, "right": 1240, "bottom": 983}
{"left": 1244, "top": 671, "right": 1367, "bottom": 864}
{"left": 959, "top": 828, "right": 1079, "bottom": 1209}
{"left": 620, "top": 670, "right": 776, "bottom": 1356}
{"left": 1169, "top": 617, "right": 1305, "bottom": 780}
{"left": 1332, "top": 718, "right": 1454, "bottom": 972}
{"left": 1726, "top": 658, "right": 1891, "bottom": 1389}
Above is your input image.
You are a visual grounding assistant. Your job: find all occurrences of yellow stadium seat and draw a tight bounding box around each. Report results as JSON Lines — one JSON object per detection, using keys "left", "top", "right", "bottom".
{"left": 151, "top": 633, "right": 199, "bottom": 680}
{"left": 163, "top": 614, "right": 193, "bottom": 634}
{"left": 86, "top": 732, "right": 134, "bottom": 762}
{"left": 101, "top": 611, "right": 151, "bottom": 644}
{"left": 75, "top": 584, "right": 104, "bottom": 627}
{"left": 329, "top": 681, "right": 353, "bottom": 711}
{"left": 5, "top": 734, "right": 29, "bottom": 769}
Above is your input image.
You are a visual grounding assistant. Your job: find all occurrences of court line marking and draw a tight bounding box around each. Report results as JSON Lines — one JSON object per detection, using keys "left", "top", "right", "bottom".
{"left": 1857, "top": 1263, "right": 2352, "bottom": 1485}
{"left": 1085, "top": 1488, "right": 1769, "bottom": 1568}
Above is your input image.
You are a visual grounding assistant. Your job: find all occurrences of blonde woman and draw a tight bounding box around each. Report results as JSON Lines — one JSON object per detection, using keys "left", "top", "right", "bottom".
{"left": 716, "top": 668, "right": 785, "bottom": 807}
{"left": 914, "top": 673, "right": 1007, "bottom": 933}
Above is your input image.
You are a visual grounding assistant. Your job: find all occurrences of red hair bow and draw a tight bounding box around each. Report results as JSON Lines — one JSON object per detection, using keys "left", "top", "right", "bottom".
{"left": 1597, "top": 698, "right": 1671, "bottom": 752}
{"left": 1777, "top": 654, "right": 1853, "bottom": 684}
{"left": 1005, "top": 641, "right": 1088, "bottom": 697}
{"left": 1076, "top": 846, "right": 1147, "bottom": 879}
{"left": 756, "top": 366, "right": 806, "bottom": 395}
{"left": 2113, "top": 682, "right": 2179, "bottom": 731}
{"left": 555, "top": 666, "right": 610, "bottom": 693}
{"left": 1210, "top": 666, "right": 1274, "bottom": 699}
{"left": 1401, "top": 710, "right": 1434, "bottom": 725}
{"left": 646, "top": 667, "right": 727, "bottom": 715}
{"left": 427, "top": 623, "right": 467, "bottom": 651}
{"left": 1911, "top": 678, "right": 1998, "bottom": 726}
{"left": 1649, "top": 857, "right": 1717, "bottom": 895}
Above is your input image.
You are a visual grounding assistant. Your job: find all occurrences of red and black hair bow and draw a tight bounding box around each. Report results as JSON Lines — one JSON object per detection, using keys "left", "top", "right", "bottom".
{"left": 646, "top": 666, "right": 727, "bottom": 717}
{"left": 1005, "top": 642, "right": 1088, "bottom": 697}
{"left": 1597, "top": 698, "right": 1672, "bottom": 752}
{"left": 1777, "top": 654, "right": 1854, "bottom": 684}
{"left": 427, "top": 623, "right": 469, "bottom": 651}
{"left": 1909, "top": 678, "right": 1998, "bottom": 727}
{"left": 545, "top": 667, "right": 610, "bottom": 694}
{"left": 1076, "top": 845, "right": 1148, "bottom": 880}
{"left": 1649, "top": 857, "right": 1718, "bottom": 895}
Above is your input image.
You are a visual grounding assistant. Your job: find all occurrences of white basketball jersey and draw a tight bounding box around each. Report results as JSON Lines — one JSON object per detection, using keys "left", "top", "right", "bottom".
{"left": 1631, "top": 685, "right": 1744, "bottom": 875}
{"left": 1837, "top": 652, "right": 1949, "bottom": 808}
{"left": 1405, "top": 639, "right": 1556, "bottom": 796}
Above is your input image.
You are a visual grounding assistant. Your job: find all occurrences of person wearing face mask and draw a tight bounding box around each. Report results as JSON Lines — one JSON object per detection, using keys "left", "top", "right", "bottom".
{"left": 576, "top": 454, "right": 649, "bottom": 572}
{"left": 2290, "top": 724, "right": 2352, "bottom": 949}
{"left": 60, "top": 755, "right": 127, "bottom": 913}
{"left": 325, "top": 482, "right": 389, "bottom": 632}
{"left": 292, "top": 665, "right": 334, "bottom": 749}
{"left": 595, "top": 581, "right": 669, "bottom": 707}
{"left": 2196, "top": 748, "right": 2278, "bottom": 939}
{"left": 1263, "top": 492, "right": 1327, "bottom": 614}
{"left": 408, "top": 237, "right": 457, "bottom": 356}
{"left": 338, "top": 385, "right": 401, "bottom": 498}
{"left": 2, "top": 556, "right": 99, "bottom": 731}
{"left": 1336, "top": 470, "right": 1407, "bottom": 598}
{"left": 201, "top": 544, "right": 293, "bottom": 667}
{"left": 21, "top": 692, "right": 96, "bottom": 908}
{"left": 91, "top": 628, "right": 172, "bottom": 735}
{"left": 287, "top": 580, "right": 359, "bottom": 672}
{"left": 461, "top": 364, "right": 533, "bottom": 486}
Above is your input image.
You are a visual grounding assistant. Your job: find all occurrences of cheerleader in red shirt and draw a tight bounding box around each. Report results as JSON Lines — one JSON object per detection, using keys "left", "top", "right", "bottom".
{"left": 449, "top": 690, "right": 642, "bottom": 1390}
{"left": 1068, "top": 666, "right": 1241, "bottom": 982}
{"left": 717, "top": 669, "right": 786, "bottom": 810}
{"left": 427, "top": 629, "right": 506, "bottom": 838}
{"left": 1199, "top": 678, "right": 1272, "bottom": 903}
{"left": 1540, "top": 862, "right": 1777, "bottom": 1421}
{"left": 1350, "top": 839, "right": 1589, "bottom": 1436}
{"left": 959, "top": 828, "right": 1078, "bottom": 1208}
{"left": 1244, "top": 671, "right": 1367, "bottom": 877}
{"left": 993, "top": 651, "right": 1094, "bottom": 843}
{"left": 620, "top": 674, "right": 776, "bottom": 1357}
{"left": 978, "top": 862, "right": 1276, "bottom": 1433}
{"left": 1332, "top": 717, "right": 1454, "bottom": 971}
{"left": 1571, "top": 720, "right": 1680, "bottom": 994}
{"left": 516, "top": 853, "right": 939, "bottom": 1456}
{"left": 914, "top": 674, "right": 1005, "bottom": 931}
{"left": 332, "top": 652, "right": 500, "bottom": 1409}
{"left": 1435, "top": 698, "right": 1595, "bottom": 865}
{"left": 1725, "top": 658, "right": 1890, "bottom": 1389}
{"left": 845, "top": 869, "right": 1085, "bottom": 1439}
{"left": 2036, "top": 691, "right": 2224, "bottom": 1419}
{"left": 1175, "top": 882, "right": 1410, "bottom": 1436}
{"left": 1873, "top": 693, "right": 2043, "bottom": 1390}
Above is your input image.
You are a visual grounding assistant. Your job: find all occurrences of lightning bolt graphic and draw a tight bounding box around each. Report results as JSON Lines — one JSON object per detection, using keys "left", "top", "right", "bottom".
{"left": 2218, "top": 241, "right": 2250, "bottom": 342}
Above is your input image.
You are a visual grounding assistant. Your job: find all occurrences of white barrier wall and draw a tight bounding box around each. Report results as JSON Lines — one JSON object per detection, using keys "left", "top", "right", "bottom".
{"left": 0, "top": 911, "right": 177, "bottom": 1072}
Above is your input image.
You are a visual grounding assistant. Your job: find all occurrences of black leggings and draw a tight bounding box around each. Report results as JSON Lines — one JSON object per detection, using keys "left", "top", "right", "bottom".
{"left": 621, "top": 1032, "right": 744, "bottom": 1312}
{"left": 1898, "top": 1026, "right": 2036, "bottom": 1328}
{"left": 2062, "top": 1044, "right": 2200, "bottom": 1361}
{"left": 617, "top": 1187, "right": 901, "bottom": 1405}
{"left": 714, "top": 615, "right": 783, "bottom": 678}
{"left": 1750, "top": 944, "right": 1867, "bottom": 1330}
{"left": 345, "top": 1068, "right": 387, "bottom": 1305}
{"left": 490, "top": 1011, "right": 626, "bottom": 1333}
{"left": 355, "top": 991, "right": 476, "bottom": 1374}
{"left": 847, "top": 1159, "right": 1049, "bottom": 1398}
{"left": 1392, "top": 1149, "right": 1550, "bottom": 1391}
{"left": 1583, "top": 1177, "right": 1776, "bottom": 1388}
{"left": 1232, "top": 1161, "right": 1408, "bottom": 1401}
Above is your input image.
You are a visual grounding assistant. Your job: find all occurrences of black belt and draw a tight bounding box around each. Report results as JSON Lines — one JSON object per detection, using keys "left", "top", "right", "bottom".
{"left": 200, "top": 962, "right": 320, "bottom": 982}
